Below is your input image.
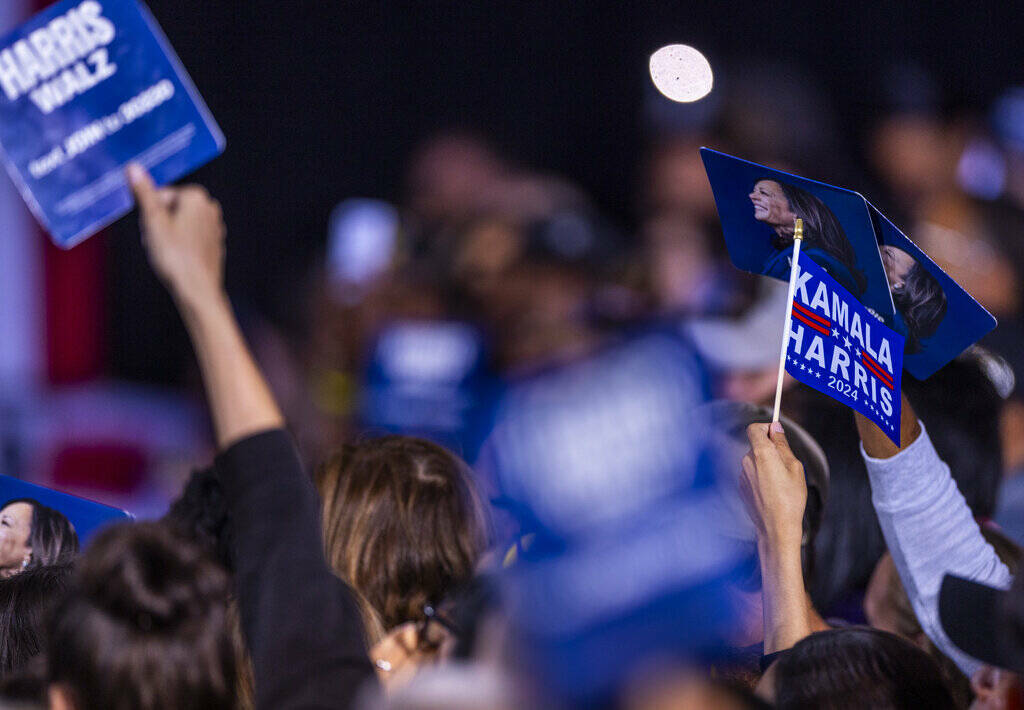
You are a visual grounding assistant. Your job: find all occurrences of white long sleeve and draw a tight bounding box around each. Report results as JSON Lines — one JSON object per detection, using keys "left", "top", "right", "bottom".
{"left": 862, "top": 423, "right": 1011, "bottom": 677}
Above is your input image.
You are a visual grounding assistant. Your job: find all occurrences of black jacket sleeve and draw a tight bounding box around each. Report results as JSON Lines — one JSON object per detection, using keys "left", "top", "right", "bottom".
{"left": 215, "top": 429, "right": 376, "bottom": 710}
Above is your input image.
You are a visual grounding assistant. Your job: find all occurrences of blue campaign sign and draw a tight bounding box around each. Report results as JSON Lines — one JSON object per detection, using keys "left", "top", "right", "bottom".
{"left": 0, "top": 474, "right": 131, "bottom": 545}
{"left": 787, "top": 251, "right": 904, "bottom": 445}
{"left": 360, "top": 319, "right": 497, "bottom": 457}
{"left": 0, "top": 0, "right": 224, "bottom": 247}
{"left": 868, "top": 203, "right": 997, "bottom": 380}
{"left": 701, "top": 147, "right": 894, "bottom": 321}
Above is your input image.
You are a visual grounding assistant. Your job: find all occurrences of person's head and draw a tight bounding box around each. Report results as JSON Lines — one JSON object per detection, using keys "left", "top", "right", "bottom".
{"left": 750, "top": 179, "right": 865, "bottom": 293}
{"left": 882, "top": 245, "right": 947, "bottom": 353}
{"left": 768, "top": 627, "right": 956, "bottom": 709}
{"left": 46, "top": 523, "right": 237, "bottom": 710}
{"left": 316, "top": 436, "right": 490, "bottom": 643}
{"left": 0, "top": 499, "right": 78, "bottom": 578}
{"left": 939, "top": 568, "right": 1024, "bottom": 710}
{"left": 864, "top": 525, "right": 1022, "bottom": 708}
{"left": 749, "top": 180, "right": 798, "bottom": 231}
{"left": 0, "top": 563, "right": 72, "bottom": 676}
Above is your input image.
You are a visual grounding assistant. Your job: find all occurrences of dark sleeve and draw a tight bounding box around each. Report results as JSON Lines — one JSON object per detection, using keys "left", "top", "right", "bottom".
{"left": 215, "top": 429, "right": 376, "bottom": 710}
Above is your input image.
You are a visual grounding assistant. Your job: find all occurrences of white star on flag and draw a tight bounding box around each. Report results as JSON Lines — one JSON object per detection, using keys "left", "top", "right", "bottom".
{"left": 832, "top": 329, "right": 839, "bottom": 337}
{"left": 843, "top": 336, "right": 852, "bottom": 348}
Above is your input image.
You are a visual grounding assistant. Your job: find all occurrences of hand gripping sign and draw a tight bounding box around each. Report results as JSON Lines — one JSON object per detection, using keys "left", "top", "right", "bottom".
{"left": 0, "top": 0, "right": 224, "bottom": 247}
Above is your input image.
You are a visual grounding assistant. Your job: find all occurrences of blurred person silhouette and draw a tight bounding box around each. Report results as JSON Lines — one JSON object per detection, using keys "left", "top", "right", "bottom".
{"left": 642, "top": 210, "right": 754, "bottom": 318}
{"left": 455, "top": 206, "right": 624, "bottom": 371}
{"left": 0, "top": 500, "right": 77, "bottom": 578}
{"left": 404, "top": 131, "right": 508, "bottom": 231}
{"left": 685, "top": 278, "right": 793, "bottom": 405}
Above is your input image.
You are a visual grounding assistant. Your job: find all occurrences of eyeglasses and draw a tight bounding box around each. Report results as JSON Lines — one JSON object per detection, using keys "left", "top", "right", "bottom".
{"left": 416, "top": 603, "right": 461, "bottom": 652}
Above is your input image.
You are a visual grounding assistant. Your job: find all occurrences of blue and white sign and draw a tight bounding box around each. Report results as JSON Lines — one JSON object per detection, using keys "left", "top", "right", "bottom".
{"left": 0, "top": 0, "right": 224, "bottom": 247}
{"left": 787, "top": 251, "right": 904, "bottom": 444}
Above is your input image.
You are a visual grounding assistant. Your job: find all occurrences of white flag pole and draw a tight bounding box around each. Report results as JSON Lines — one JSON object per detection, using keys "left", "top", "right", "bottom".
{"left": 771, "top": 218, "right": 804, "bottom": 423}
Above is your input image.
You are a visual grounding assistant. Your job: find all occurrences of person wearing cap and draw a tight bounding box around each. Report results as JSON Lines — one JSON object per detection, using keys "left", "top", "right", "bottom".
{"left": 856, "top": 387, "right": 1013, "bottom": 684}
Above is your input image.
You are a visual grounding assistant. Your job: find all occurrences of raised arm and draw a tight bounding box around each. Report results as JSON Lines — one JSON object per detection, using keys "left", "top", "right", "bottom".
{"left": 739, "top": 423, "right": 815, "bottom": 654}
{"left": 129, "top": 164, "right": 282, "bottom": 448}
{"left": 129, "top": 165, "right": 375, "bottom": 709}
{"left": 856, "top": 392, "right": 1010, "bottom": 677}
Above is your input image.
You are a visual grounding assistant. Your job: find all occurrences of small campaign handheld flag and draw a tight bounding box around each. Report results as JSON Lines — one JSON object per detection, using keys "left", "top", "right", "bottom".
{"left": 0, "top": 0, "right": 224, "bottom": 247}
{"left": 787, "top": 250, "right": 904, "bottom": 444}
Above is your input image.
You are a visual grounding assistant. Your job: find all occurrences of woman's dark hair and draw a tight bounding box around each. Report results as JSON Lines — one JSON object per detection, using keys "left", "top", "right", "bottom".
{"left": 316, "top": 435, "right": 490, "bottom": 642}
{"left": 0, "top": 563, "right": 72, "bottom": 675}
{"left": 2, "top": 498, "right": 79, "bottom": 570}
{"left": 765, "top": 180, "right": 867, "bottom": 295}
{"left": 47, "top": 522, "right": 237, "bottom": 710}
{"left": 773, "top": 627, "right": 956, "bottom": 709}
{"left": 892, "top": 260, "right": 947, "bottom": 354}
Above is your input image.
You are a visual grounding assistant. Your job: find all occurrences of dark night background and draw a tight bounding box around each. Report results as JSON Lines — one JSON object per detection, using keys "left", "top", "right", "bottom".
{"left": 107, "top": 1, "right": 1024, "bottom": 385}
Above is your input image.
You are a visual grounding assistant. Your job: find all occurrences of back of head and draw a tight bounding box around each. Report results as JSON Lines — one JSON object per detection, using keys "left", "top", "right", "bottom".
{"left": 47, "top": 522, "right": 236, "bottom": 710}
{"left": 0, "top": 564, "right": 72, "bottom": 675}
{"left": 316, "top": 435, "right": 489, "bottom": 636}
{"left": 773, "top": 627, "right": 955, "bottom": 710}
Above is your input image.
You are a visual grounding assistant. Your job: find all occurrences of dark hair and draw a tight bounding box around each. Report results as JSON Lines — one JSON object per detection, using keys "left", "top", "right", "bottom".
{"left": 904, "top": 349, "right": 1003, "bottom": 518}
{"left": 47, "top": 523, "right": 237, "bottom": 710}
{"left": 0, "top": 564, "right": 72, "bottom": 675}
{"left": 1, "top": 498, "right": 79, "bottom": 570}
{"left": 773, "top": 627, "right": 956, "bottom": 709}
{"left": 316, "top": 435, "right": 490, "bottom": 640}
{"left": 892, "top": 260, "right": 947, "bottom": 354}
{"left": 763, "top": 180, "right": 867, "bottom": 295}
{"left": 162, "top": 465, "right": 234, "bottom": 572}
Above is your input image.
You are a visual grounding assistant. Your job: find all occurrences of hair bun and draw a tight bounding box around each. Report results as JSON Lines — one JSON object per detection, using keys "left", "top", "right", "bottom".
{"left": 76, "top": 523, "right": 229, "bottom": 632}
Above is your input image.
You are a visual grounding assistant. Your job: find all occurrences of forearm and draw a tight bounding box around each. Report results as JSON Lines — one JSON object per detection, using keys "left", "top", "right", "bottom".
{"left": 855, "top": 390, "right": 920, "bottom": 459}
{"left": 177, "top": 289, "right": 283, "bottom": 450}
{"left": 758, "top": 538, "right": 812, "bottom": 653}
{"left": 862, "top": 423, "right": 1011, "bottom": 676}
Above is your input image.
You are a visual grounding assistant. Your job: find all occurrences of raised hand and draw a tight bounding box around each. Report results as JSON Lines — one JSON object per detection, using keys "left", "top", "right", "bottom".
{"left": 739, "top": 422, "right": 808, "bottom": 550}
{"left": 127, "top": 163, "right": 225, "bottom": 307}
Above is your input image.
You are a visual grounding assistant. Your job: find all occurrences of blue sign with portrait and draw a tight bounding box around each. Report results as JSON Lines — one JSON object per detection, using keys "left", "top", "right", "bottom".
{"left": 701, "top": 147, "right": 895, "bottom": 321}
{"left": 0, "top": 474, "right": 131, "bottom": 548}
{"left": 786, "top": 251, "right": 904, "bottom": 445}
{"left": 868, "top": 203, "right": 997, "bottom": 380}
{"left": 0, "top": 0, "right": 224, "bottom": 247}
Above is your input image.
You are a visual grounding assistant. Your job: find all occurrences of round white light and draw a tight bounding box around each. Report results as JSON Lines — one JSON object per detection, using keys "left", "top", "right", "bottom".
{"left": 649, "top": 44, "right": 713, "bottom": 103}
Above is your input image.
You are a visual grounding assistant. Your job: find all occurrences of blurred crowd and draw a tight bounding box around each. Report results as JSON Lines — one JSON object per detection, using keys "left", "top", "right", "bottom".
{"left": 6, "top": 59, "right": 1024, "bottom": 709}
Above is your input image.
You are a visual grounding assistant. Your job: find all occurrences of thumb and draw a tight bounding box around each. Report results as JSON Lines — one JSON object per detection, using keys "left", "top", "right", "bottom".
{"left": 769, "top": 421, "right": 800, "bottom": 470}
{"left": 126, "top": 164, "right": 167, "bottom": 223}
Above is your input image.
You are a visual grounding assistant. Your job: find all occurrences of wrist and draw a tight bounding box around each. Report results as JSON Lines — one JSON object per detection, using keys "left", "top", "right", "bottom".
{"left": 174, "top": 284, "right": 230, "bottom": 322}
{"left": 757, "top": 528, "right": 804, "bottom": 565}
